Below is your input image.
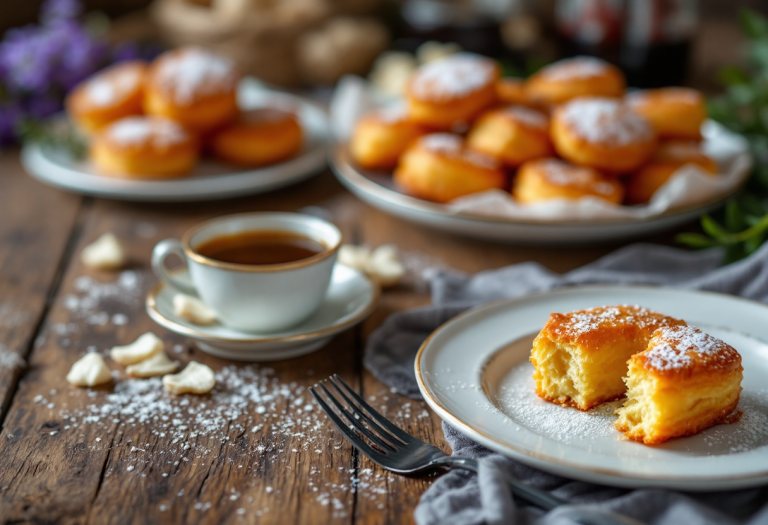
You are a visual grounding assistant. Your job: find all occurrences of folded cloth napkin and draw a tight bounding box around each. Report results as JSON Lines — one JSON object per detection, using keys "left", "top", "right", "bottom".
{"left": 364, "top": 242, "right": 768, "bottom": 525}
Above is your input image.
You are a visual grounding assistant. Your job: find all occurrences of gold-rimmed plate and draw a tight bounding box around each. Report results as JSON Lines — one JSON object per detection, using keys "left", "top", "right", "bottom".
{"left": 146, "top": 263, "right": 378, "bottom": 361}
{"left": 415, "top": 286, "right": 768, "bottom": 490}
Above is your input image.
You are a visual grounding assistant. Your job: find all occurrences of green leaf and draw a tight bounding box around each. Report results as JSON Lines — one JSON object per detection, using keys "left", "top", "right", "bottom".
{"left": 740, "top": 9, "right": 768, "bottom": 40}
{"left": 725, "top": 200, "right": 745, "bottom": 231}
{"left": 719, "top": 65, "right": 750, "bottom": 85}
{"left": 700, "top": 215, "right": 730, "bottom": 239}
{"left": 676, "top": 233, "right": 720, "bottom": 248}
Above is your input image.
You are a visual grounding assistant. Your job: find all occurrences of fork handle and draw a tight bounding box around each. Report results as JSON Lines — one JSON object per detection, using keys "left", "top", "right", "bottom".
{"left": 437, "top": 457, "right": 645, "bottom": 525}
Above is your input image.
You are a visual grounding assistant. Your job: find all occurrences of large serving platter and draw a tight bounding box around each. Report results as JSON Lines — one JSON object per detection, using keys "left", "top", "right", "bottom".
{"left": 22, "top": 79, "right": 329, "bottom": 202}
{"left": 415, "top": 286, "right": 768, "bottom": 491}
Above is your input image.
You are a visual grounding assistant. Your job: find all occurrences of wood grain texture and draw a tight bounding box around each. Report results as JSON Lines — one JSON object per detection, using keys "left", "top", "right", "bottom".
{"left": 0, "top": 152, "right": 82, "bottom": 425}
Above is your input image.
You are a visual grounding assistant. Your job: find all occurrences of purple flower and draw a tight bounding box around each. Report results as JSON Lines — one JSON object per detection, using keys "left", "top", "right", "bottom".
{"left": 41, "top": 0, "right": 82, "bottom": 25}
{"left": 0, "top": 102, "right": 23, "bottom": 144}
{"left": 0, "top": 26, "right": 56, "bottom": 94}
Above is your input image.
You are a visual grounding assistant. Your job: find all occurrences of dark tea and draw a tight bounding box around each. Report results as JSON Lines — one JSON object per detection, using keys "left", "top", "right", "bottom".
{"left": 196, "top": 230, "right": 325, "bottom": 265}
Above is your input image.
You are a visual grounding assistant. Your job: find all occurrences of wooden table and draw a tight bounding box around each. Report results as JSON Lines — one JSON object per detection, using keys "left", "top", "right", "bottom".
{"left": 0, "top": 151, "right": 681, "bottom": 524}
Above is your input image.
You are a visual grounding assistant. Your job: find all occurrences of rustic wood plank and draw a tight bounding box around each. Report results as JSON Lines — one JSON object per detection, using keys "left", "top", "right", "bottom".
{"left": 0, "top": 171, "right": 366, "bottom": 524}
{"left": 0, "top": 151, "right": 82, "bottom": 424}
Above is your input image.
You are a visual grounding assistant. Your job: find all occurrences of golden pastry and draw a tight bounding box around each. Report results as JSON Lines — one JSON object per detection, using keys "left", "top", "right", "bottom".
{"left": 513, "top": 158, "right": 623, "bottom": 205}
{"left": 406, "top": 54, "right": 500, "bottom": 129}
{"left": 209, "top": 108, "right": 303, "bottom": 167}
{"left": 530, "top": 305, "right": 686, "bottom": 411}
{"left": 66, "top": 61, "right": 147, "bottom": 133}
{"left": 496, "top": 77, "right": 534, "bottom": 107}
{"left": 615, "top": 325, "right": 743, "bottom": 445}
{"left": 625, "top": 140, "right": 719, "bottom": 204}
{"left": 91, "top": 116, "right": 198, "bottom": 178}
{"left": 526, "top": 56, "right": 625, "bottom": 106}
{"left": 626, "top": 88, "right": 707, "bottom": 140}
{"left": 551, "top": 97, "right": 656, "bottom": 174}
{"left": 393, "top": 133, "right": 505, "bottom": 203}
{"left": 350, "top": 108, "right": 427, "bottom": 170}
{"left": 466, "top": 105, "right": 553, "bottom": 167}
{"left": 144, "top": 47, "right": 239, "bottom": 133}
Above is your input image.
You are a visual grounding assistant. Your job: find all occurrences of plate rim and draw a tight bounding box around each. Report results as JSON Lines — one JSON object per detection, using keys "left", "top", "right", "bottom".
{"left": 145, "top": 264, "right": 380, "bottom": 344}
{"left": 414, "top": 285, "right": 768, "bottom": 489}
{"left": 331, "top": 140, "right": 749, "bottom": 228}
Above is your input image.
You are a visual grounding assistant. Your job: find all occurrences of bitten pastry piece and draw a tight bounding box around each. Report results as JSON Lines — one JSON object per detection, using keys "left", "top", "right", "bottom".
{"left": 467, "top": 106, "right": 553, "bottom": 167}
{"left": 625, "top": 141, "right": 719, "bottom": 204}
{"left": 526, "top": 56, "right": 625, "bottom": 106}
{"left": 531, "top": 305, "right": 686, "bottom": 411}
{"left": 615, "top": 325, "right": 743, "bottom": 445}
{"left": 350, "top": 108, "right": 427, "bottom": 170}
{"left": 144, "top": 47, "right": 239, "bottom": 133}
{"left": 91, "top": 116, "right": 198, "bottom": 178}
{"left": 66, "top": 61, "right": 147, "bottom": 133}
{"left": 393, "top": 133, "right": 505, "bottom": 203}
{"left": 513, "top": 158, "right": 623, "bottom": 205}
{"left": 406, "top": 53, "right": 500, "bottom": 129}
{"left": 209, "top": 108, "right": 303, "bottom": 167}
{"left": 626, "top": 88, "right": 707, "bottom": 140}
{"left": 551, "top": 97, "right": 656, "bottom": 174}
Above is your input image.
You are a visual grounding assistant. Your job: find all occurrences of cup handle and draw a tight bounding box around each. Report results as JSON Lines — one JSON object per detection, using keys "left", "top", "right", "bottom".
{"left": 151, "top": 239, "right": 198, "bottom": 296}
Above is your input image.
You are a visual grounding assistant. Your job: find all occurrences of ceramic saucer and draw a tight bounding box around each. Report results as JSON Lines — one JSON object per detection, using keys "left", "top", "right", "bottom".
{"left": 146, "top": 264, "right": 378, "bottom": 361}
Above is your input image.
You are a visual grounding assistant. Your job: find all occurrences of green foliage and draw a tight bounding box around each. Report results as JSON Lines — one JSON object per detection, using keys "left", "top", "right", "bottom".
{"left": 17, "top": 118, "right": 87, "bottom": 160}
{"left": 677, "top": 9, "right": 768, "bottom": 262}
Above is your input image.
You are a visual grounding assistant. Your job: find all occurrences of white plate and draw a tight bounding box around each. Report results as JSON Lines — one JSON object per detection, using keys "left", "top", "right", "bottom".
{"left": 330, "top": 128, "right": 748, "bottom": 245}
{"left": 146, "top": 263, "right": 378, "bottom": 361}
{"left": 21, "top": 79, "right": 329, "bottom": 202}
{"left": 415, "top": 286, "right": 768, "bottom": 491}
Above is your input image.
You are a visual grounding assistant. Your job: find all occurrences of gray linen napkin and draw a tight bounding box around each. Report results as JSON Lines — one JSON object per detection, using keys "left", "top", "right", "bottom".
{"left": 364, "top": 242, "right": 768, "bottom": 525}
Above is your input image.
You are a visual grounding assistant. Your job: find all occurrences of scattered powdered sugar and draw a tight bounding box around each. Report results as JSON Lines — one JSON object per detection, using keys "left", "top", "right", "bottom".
{"left": 373, "top": 105, "right": 408, "bottom": 124}
{"left": 410, "top": 53, "right": 495, "bottom": 101}
{"left": 419, "top": 133, "right": 499, "bottom": 170}
{"left": 107, "top": 117, "right": 188, "bottom": 148}
{"left": 538, "top": 56, "right": 610, "bottom": 82}
{"left": 0, "top": 344, "right": 26, "bottom": 370}
{"left": 503, "top": 105, "right": 548, "bottom": 130}
{"left": 548, "top": 305, "right": 679, "bottom": 343}
{"left": 156, "top": 48, "right": 237, "bottom": 105}
{"left": 643, "top": 325, "right": 739, "bottom": 372}
{"left": 86, "top": 66, "right": 142, "bottom": 107}
{"left": 539, "top": 159, "right": 615, "bottom": 196}
{"left": 559, "top": 97, "right": 653, "bottom": 146}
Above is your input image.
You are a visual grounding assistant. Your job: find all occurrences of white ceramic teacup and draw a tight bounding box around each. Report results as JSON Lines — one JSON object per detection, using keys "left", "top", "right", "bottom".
{"left": 152, "top": 212, "right": 341, "bottom": 333}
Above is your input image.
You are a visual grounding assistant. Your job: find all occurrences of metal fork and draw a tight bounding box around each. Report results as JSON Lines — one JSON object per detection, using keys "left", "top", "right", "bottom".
{"left": 310, "top": 374, "right": 645, "bottom": 525}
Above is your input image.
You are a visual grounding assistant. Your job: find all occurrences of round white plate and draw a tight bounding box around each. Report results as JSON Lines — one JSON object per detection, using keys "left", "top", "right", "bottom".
{"left": 22, "top": 79, "right": 329, "bottom": 202}
{"left": 330, "top": 124, "right": 748, "bottom": 245}
{"left": 415, "top": 286, "right": 768, "bottom": 491}
{"left": 146, "top": 263, "right": 378, "bottom": 361}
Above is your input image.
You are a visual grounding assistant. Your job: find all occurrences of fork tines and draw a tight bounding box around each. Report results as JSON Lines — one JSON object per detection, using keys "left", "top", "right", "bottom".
{"left": 310, "top": 374, "right": 411, "bottom": 457}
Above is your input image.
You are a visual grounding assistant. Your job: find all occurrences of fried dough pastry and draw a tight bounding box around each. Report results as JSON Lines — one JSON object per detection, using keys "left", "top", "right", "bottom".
{"left": 526, "top": 56, "right": 625, "bottom": 106}
{"left": 350, "top": 108, "right": 427, "bottom": 170}
{"left": 91, "top": 116, "right": 198, "bottom": 178}
{"left": 144, "top": 47, "right": 239, "bottom": 133}
{"left": 551, "top": 97, "right": 656, "bottom": 174}
{"left": 626, "top": 88, "right": 707, "bottom": 140}
{"left": 615, "top": 325, "right": 743, "bottom": 445}
{"left": 209, "top": 108, "right": 303, "bottom": 167}
{"left": 393, "top": 133, "right": 505, "bottom": 203}
{"left": 530, "top": 305, "right": 686, "bottom": 411}
{"left": 513, "top": 158, "right": 623, "bottom": 205}
{"left": 625, "top": 140, "right": 719, "bottom": 204}
{"left": 466, "top": 106, "right": 553, "bottom": 167}
{"left": 406, "top": 54, "right": 500, "bottom": 129}
{"left": 66, "top": 61, "right": 147, "bottom": 133}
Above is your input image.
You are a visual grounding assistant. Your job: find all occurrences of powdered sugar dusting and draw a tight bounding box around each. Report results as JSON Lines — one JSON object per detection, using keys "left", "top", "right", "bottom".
{"left": 156, "top": 48, "right": 237, "bottom": 105}
{"left": 538, "top": 56, "right": 610, "bottom": 82}
{"left": 107, "top": 117, "right": 188, "bottom": 148}
{"left": 410, "top": 54, "right": 495, "bottom": 101}
{"left": 419, "top": 133, "right": 499, "bottom": 170}
{"left": 643, "top": 325, "right": 740, "bottom": 373}
{"left": 86, "top": 66, "right": 142, "bottom": 107}
{"left": 503, "top": 105, "right": 548, "bottom": 130}
{"left": 0, "top": 344, "right": 26, "bottom": 370}
{"left": 538, "top": 159, "right": 615, "bottom": 196}
{"left": 559, "top": 97, "right": 653, "bottom": 146}
{"left": 547, "top": 305, "right": 682, "bottom": 344}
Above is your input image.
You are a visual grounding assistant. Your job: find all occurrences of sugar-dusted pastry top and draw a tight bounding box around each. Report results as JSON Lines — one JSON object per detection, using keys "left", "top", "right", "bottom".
{"left": 152, "top": 47, "right": 238, "bottom": 105}
{"left": 416, "top": 133, "right": 500, "bottom": 170}
{"left": 536, "top": 56, "right": 613, "bottom": 82}
{"left": 540, "top": 305, "right": 686, "bottom": 350}
{"left": 103, "top": 117, "right": 191, "bottom": 149}
{"left": 499, "top": 105, "right": 549, "bottom": 131}
{"left": 408, "top": 54, "right": 498, "bottom": 102}
{"left": 556, "top": 97, "right": 654, "bottom": 146}
{"left": 636, "top": 325, "right": 743, "bottom": 378}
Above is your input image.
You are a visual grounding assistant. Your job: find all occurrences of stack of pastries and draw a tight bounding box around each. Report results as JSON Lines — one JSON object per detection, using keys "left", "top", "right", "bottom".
{"left": 530, "top": 306, "right": 743, "bottom": 445}
{"left": 350, "top": 54, "right": 718, "bottom": 206}
{"left": 66, "top": 47, "right": 304, "bottom": 179}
